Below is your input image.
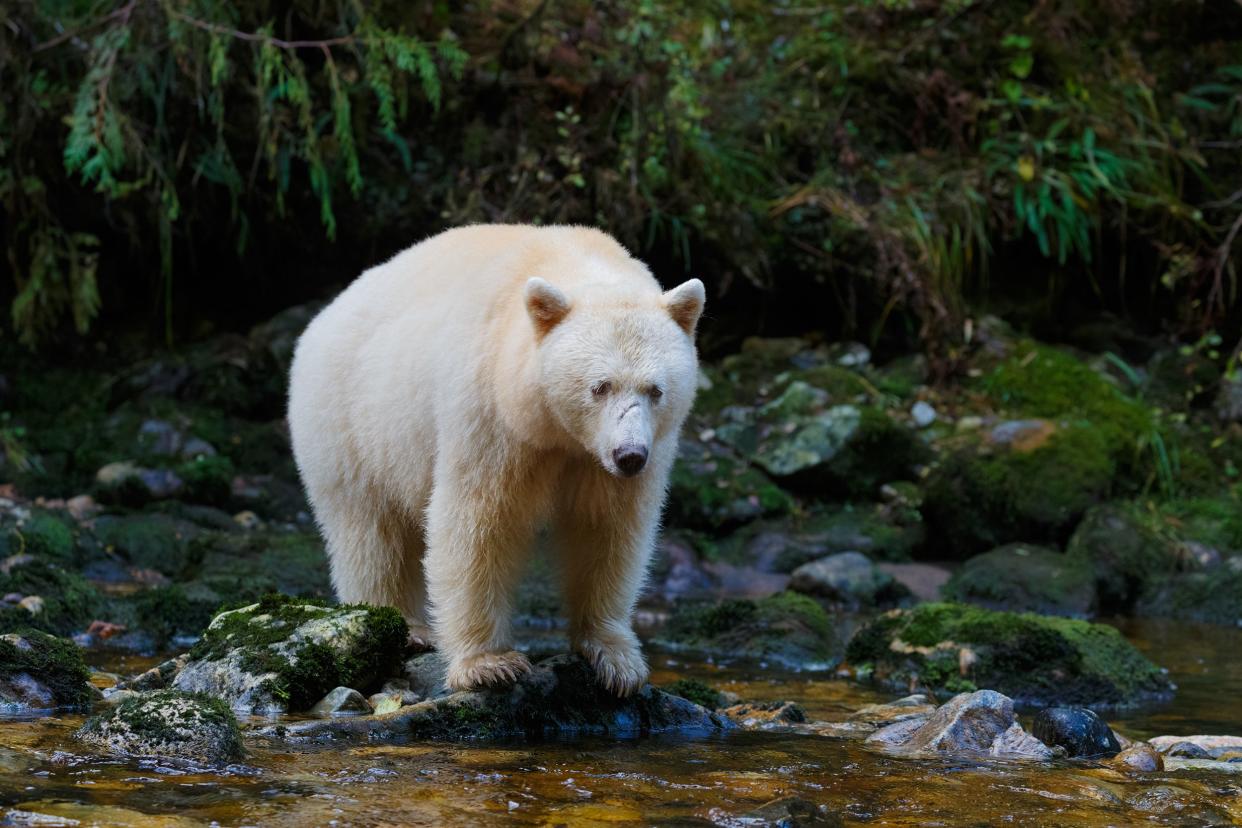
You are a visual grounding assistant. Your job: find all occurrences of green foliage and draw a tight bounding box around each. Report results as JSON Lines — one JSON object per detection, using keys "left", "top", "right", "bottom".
{"left": 2, "top": 2, "right": 1239, "bottom": 354}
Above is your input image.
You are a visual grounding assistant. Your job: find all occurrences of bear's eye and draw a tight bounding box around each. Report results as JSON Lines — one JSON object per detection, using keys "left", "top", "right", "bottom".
{"left": 649, "top": 385, "right": 664, "bottom": 401}
{"left": 591, "top": 381, "right": 612, "bottom": 398}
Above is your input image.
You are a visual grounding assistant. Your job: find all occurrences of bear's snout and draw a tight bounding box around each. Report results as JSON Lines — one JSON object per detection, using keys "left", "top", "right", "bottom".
{"left": 612, "top": 444, "right": 648, "bottom": 477}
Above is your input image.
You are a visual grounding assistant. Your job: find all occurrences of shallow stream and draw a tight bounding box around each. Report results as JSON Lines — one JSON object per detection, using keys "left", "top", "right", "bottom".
{"left": 2, "top": 618, "right": 1240, "bottom": 826}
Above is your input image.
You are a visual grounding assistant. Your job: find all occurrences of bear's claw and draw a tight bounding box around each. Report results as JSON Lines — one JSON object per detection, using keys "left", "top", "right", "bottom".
{"left": 446, "top": 650, "right": 532, "bottom": 691}
{"left": 577, "top": 638, "right": 649, "bottom": 697}
{"left": 405, "top": 624, "right": 435, "bottom": 653}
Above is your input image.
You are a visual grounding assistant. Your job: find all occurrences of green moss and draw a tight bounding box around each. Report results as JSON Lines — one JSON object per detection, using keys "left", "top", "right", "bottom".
{"left": 667, "top": 441, "right": 796, "bottom": 530}
{"left": 924, "top": 423, "right": 1116, "bottom": 556}
{"left": 3, "top": 513, "right": 76, "bottom": 563}
{"left": 0, "top": 558, "right": 102, "bottom": 636}
{"left": 190, "top": 595, "right": 407, "bottom": 711}
{"left": 0, "top": 628, "right": 92, "bottom": 708}
{"left": 660, "top": 591, "right": 838, "bottom": 667}
{"left": 186, "top": 530, "right": 331, "bottom": 600}
{"left": 943, "top": 544, "right": 1097, "bottom": 617}
{"left": 176, "top": 454, "right": 236, "bottom": 507}
{"left": 846, "top": 602, "right": 1172, "bottom": 707}
{"left": 93, "top": 513, "right": 200, "bottom": 577}
{"left": 78, "top": 689, "right": 245, "bottom": 762}
{"left": 662, "top": 678, "right": 724, "bottom": 709}
{"left": 122, "top": 586, "right": 217, "bottom": 648}
{"left": 821, "top": 406, "right": 930, "bottom": 498}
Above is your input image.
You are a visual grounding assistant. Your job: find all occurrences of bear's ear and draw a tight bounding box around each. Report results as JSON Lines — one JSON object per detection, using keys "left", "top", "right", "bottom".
{"left": 524, "top": 277, "right": 572, "bottom": 337}
{"left": 662, "top": 278, "right": 706, "bottom": 336}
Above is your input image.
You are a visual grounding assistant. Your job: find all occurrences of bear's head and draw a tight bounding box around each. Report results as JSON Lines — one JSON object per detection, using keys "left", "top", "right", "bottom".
{"left": 525, "top": 275, "right": 705, "bottom": 478}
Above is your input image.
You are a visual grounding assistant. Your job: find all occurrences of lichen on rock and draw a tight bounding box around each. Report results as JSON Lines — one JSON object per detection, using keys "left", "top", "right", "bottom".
{"left": 76, "top": 689, "right": 244, "bottom": 764}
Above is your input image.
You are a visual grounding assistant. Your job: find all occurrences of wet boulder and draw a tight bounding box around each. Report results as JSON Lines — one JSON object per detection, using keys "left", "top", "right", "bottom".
{"left": 656, "top": 591, "right": 839, "bottom": 668}
{"left": 264, "top": 654, "right": 729, "bottom": 743}
{"left": 865, "top": 690, "right": 1053, "bottom": 759}
{"left": 91, "top": 513, "right": 202, "bottom": 578}
{"left": 0, "top": 630, "right": 92, "bottom": 713}
{"left": 1030, "top": 707, "right": 1120, "bottom": 758}
{"left": 75, "top": 690, "right": 244, "bottom": 764}
{"left": 0, "top": 556, "right": 101, "bottom": 637}
{"left": 788, "top": 551, "right": 909, "bottom": 608}
{"left": 170, "top": 595, "right": 407, "bottom": 714}
{"left": 942, "top": 544, "right": 1097, "bottom": 618}
{"left": 845, "top": 603, "right": 1173, "bottom": 708}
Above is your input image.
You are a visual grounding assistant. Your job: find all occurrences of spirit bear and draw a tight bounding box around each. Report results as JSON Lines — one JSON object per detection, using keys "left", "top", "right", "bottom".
{"left": 288, "top": 225, "right": 704, "bottom": 695}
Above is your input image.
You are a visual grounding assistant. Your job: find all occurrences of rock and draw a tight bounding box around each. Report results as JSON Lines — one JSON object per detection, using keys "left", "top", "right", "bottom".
{"left": 1067, "top": 505, "right": 1177, "bottom": 612}
{"left": 1149, "top": 734, "right": 1242, "bottom": 758}
{"left": 1137, "top": 568, "right": 1242, "bottom": 627}
{"left": 1110, "top": 742, "right": 1164, "bottom": 773}
{"left": 137, "top": 419, "right": 184, "bottom": 457}
{"left": 847, "top": 694, "right": 936, "bottom": 728}
{"left": 656, "top": 592, "right": 839, "bottom": 668}
{"left": 788, "top": 551, "right": 908, "bottom": 608}
{"left": 910, "top": 401, "right": 936, "bottom": 428}
{"left": 662, "top": 678, "right": 725, "bottom": 709}
{"left": 666, "top": 435, "right": 794, "bottom": 529}
{"left": 845, "top": 603, "right": 1173, "bottom": 708}
{"left": 94, "top": 461, "right": 184, "bottom": 504}
{"left": 75, "top": 690, "right": 244, "bottom": 764}
{"left": 943, "top": 544, "right": 1097, "bottom": 618}
{"left": 65, "top": 495, "right": 98, "bottom": 521}
{"left": 17, "top": 595, "right": 43, "bottom": 615}
{"left": 720, "top": 700, "right": 806, "bottom": 729}
{"left": 262, "top": 654, "right": 729, "bottom": 743}
{"left": 865, "top": 690, "right": 1052, "bottom": 759}
{"left": 875, "top": 563, "right": 950, "bottom": 603}
{"left": 92, "top": 513, "right": 201, "bottom": 577}
{"left": 1030, "top": 707, "right": 1120, "bottom": 758}
{"left": 120, "top": 655, "right": 188, "bottom": 692}
{"left": 0, "top": 630, "right": 91, "bottom": 713}
{"left": 368, "top": 692, "right": 405, "bottom": 715}
{"left": 310, "top": 686, "right": 372, "bottom": 716}
{"left": 739, "top": 796, "right": 843, "bottom": 827}
{"left": 713, "top": 383, "right": 927, "bottom": 498}
{"left": 232, "top": 510, "right": 262, "bottom": 531}
{"left": 171, "top": 595, "right": 407, "bottom": 714}
{"left": 1216, "top": 372, "right": 1242, "bottom": 422}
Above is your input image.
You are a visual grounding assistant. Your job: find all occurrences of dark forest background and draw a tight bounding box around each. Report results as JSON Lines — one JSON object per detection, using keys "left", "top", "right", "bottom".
{"left": 3, "top": 0, "right": 1241, "bottom": 369}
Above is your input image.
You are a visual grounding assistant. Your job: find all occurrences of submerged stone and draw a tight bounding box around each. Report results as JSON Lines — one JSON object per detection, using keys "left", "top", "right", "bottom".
{"left": 1030, "top": 707, "right": 1120, "bottom": 758}
{"left": 845, "top": 603, "right": 1173, "bottom": 708}
{"left": 310, "top": 686, "right": 372, "bottom": 716}
{"left": 75, "top": 689, "right": 244, "bottom": 764}
{"left": 263, "top": 654, "right": 729, "bottom": 743}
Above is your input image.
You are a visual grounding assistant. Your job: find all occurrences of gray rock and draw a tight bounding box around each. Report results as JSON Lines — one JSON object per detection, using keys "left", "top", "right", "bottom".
{"left": 847, "top": 694, "right": 936, "bottom": 728}
{"left": 910, "top": 401, "right": 937, "bottom": 428}
{"left": 740, "top": 796, "right": 843, "bottom": 826}
{"left": 171, "top": 598, "right": 406, "bottom": 714}
{"left": 137, "top": 419, "right": 183, "bottom": 456}
{"left": 1110, "top": 742, "right": 1164, "bottom": 773}
{"left": 95, "top": 461, "right": 184, "bottom": 501}
{"left": 1149, "top": 734, "right": 1242, "bottom": 758}
{"left": 788, "top": 551, "right": 905, "bottom": 607}
{"left": 75, "top": 690, "right": 244, "bottom": 765}
{"left": 263, "top": 654, "right": 729, "bottom": 743}
{"left": 865, "top": 690, "right": 1053, "bottom": 759}
{"left": 310, "top": 686, "right": 372, "bottom": 716}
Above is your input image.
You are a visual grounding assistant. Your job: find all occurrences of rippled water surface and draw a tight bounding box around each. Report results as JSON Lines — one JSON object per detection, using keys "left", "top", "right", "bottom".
{"left": 2, "top": 619, "right": 1241, "bottom": 826}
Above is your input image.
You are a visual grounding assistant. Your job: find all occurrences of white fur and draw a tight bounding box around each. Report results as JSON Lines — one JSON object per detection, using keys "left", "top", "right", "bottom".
{"left": 288, "top": 224, "right": 704, "bottom": 695}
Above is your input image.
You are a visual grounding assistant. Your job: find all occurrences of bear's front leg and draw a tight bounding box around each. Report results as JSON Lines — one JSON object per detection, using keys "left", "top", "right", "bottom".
{"left": 424, "top": 466, "right": 539, "bottom": 692}
{"left": 558, "top": 480, "right": 662, "bottom": 697}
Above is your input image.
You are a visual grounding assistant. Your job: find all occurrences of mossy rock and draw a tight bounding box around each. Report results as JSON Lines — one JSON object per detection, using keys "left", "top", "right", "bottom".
{"left": 1136, "top": 565, "right": 1242, "bottom": 626}
{"left": 1066, "top": 505, "right": 1179, "bottom": 613}
{"left": 656, "top": 591, "right": 839, "bottom": 668}
{"left": 942, "top": 544, "right": 1097, "bottom": 618}
{"left": 176, "top": 454, "right": 236, "bottom": 507}
{"left": 266, "top": 654, "right": 729, "bottom": 743}
{"left": 0, "top": 629, "right": 92, "bottom": 712}
{"left": 114, "top": 585, "right": 220, "bottom": 649}
{"left": 923, "top": 423, "right": 1117, "bottom": 557}
{"left": 92, "top": 512, "right": 203, "bottom": 577}
{"left": 76, "top": 690, "right": 244, "bottom": 764}
{"left": 715, "top": 384, "right": 927, "bottom": 499}
{"left": 172, "top": 595, "right": 407, "bottom": 713}
{"left": 184, "top": 529, "right": 332, "bottom": 601}
{"left": 0, "top": 513, "right": 77, "bottom": 565}
{"left": 0, "top": 558, "right": 102, "bottom": 636}
{"left": 662, "top": 677, "right": 725, "bottom": 709}
{"left": 845, "top": 603, "right": 1173, "bottom": 708}
{"left": 667, "top": 436, "right": 795, "bottom": 530}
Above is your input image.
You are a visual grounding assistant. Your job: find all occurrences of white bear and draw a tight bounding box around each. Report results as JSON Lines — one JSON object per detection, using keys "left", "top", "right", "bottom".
{"left": 288, "top": 225, "right": 704, "bottom": 695}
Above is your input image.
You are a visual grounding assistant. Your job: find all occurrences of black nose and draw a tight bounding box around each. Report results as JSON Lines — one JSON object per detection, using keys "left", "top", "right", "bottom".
{"left": 613, "top": 445, "right": 648, "bottom": 477}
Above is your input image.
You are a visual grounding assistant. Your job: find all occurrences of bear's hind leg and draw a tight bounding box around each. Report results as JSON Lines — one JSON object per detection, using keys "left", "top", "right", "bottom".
{"left": 319, "top": 490, "right": 431, "bottom": 647}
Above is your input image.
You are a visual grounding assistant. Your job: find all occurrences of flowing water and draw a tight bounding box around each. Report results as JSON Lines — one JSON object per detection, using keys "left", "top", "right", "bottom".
{"left": 2, "top": 618, "right": 1240, "bottom": 826}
